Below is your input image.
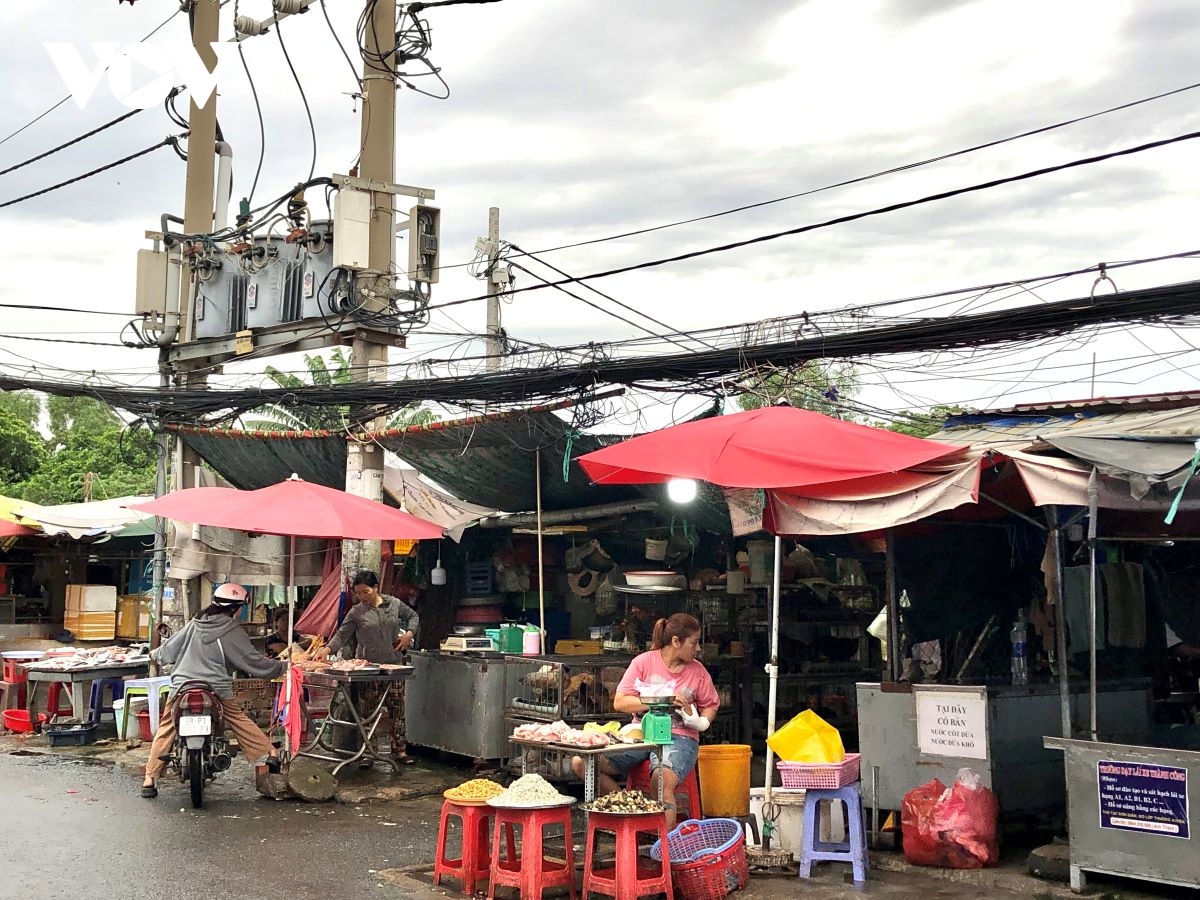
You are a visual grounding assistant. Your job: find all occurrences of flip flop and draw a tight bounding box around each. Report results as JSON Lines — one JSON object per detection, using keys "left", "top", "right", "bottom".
{"left": 399, "top": 755, "right": 416, "bottom": 766}
{"left": 140, "top": 785, "right": 158, "bottom": 799}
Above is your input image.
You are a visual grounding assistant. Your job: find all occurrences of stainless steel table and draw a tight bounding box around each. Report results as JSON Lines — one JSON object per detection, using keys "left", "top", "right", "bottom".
{"left": 26, "top": 663, "right": 150, "bottom": 723}
{"left": 297, "top": 668, "right": 413, "bottom": 777}
{"left": 510, "top": 737, "right": 664, "bottom": 803}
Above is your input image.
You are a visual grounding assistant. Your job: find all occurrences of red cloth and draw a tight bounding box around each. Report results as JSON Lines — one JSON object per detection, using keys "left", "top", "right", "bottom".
{"left": 295, "top": 546, "right": 344, "bottom": 638}
{"left": 577, "top": 406, "right": 963, "bottom": 490}
{"left": 283, "top": 666, "right": 306, "bottom": 754}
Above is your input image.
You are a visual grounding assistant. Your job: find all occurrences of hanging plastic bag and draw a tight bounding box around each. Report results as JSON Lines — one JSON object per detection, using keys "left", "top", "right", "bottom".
{"left": 901, "top": 768, "right": 999, "bottom": 869}
{"left": 766, "top": 709, "right": 845, "bottom": 763}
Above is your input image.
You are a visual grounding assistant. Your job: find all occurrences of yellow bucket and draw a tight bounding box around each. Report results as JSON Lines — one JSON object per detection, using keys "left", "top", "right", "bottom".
{"left": 696, "top": 744, "right": 752, "bottom": 817}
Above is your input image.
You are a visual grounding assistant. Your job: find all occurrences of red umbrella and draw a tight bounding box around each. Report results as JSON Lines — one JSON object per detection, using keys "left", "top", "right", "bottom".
{"left": 127, "top": 476, "right": 444, "bottom": 541}
{"left": 577, "top": 405, "right": 963, "bottom": 489}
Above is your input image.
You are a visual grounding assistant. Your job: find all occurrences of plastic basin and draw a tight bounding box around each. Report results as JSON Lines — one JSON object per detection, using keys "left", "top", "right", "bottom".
{"left": 2, "top": 709, "right": 47, "bottom": 733}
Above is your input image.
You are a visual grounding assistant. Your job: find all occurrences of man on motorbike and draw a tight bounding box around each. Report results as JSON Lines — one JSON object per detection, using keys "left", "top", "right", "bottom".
{"left": 140, "top": 582, "right": 285, "bottom": 799}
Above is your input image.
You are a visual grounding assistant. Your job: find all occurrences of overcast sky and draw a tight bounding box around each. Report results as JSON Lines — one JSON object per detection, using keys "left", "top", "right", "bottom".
{"left": 3, "top": 0, "right": 1200, "bottom": 429}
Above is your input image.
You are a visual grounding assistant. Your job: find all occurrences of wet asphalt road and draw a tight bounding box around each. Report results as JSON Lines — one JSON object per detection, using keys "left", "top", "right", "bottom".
{"left": 1, "top": 750, "right": 447, "bottom": 900}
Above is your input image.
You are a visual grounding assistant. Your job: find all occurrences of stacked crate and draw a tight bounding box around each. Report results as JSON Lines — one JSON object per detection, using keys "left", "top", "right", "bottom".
{"left": 64, "top": 585, "right": 117, "bottom": 641}
{"left": 115, "top": 594, "right": 150, "bottom": 640}
{"left": 231, "top": 678, "right": 276, "bottom": 729}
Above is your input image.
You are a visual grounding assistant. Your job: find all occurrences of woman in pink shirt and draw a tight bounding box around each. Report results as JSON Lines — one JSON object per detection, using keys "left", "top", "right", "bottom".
{"left": 571, "top": 613, "right": 719, "bottom": 827}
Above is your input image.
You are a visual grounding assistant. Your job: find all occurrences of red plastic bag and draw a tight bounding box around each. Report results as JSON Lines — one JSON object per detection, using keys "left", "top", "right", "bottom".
{"left": 901, "top": 769, "right": 999, "bottom": 869}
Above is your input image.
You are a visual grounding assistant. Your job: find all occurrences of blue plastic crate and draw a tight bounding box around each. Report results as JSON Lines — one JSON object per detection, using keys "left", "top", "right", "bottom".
{"left": 45, "top": 722, "right": 98, "bottom": 747}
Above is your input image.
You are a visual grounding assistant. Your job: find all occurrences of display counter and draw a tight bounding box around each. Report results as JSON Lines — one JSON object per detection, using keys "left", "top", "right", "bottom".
{"left": 857, "top": 679, "right": 1152, "bottom": 818}
{"left": 405, "top": 650, "right": 511, "bottom": 762}
{"left": 1045, "top": 736, "right": 1200, "bottom": 891}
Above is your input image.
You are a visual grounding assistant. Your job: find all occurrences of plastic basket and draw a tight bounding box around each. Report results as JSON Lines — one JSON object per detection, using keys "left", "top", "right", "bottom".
{"left": 45, "top": 722, "right": 98, "bottom": 747}
{"left": 776, "top": 752, "right": 861, "bottom": 790}
{"left": 2, "top": 652, "right": 43, "bottom": 684}
{"left": 650, "top": 818, "right": 747, "bottom": 900}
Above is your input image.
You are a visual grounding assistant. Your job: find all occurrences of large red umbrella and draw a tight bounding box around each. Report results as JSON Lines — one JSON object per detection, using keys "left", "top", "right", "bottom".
{"left": 577, "top": 405, "right": 963, "bottom": 489}
{"left": 127, "top": 477, "right": 444, "bottom": 540}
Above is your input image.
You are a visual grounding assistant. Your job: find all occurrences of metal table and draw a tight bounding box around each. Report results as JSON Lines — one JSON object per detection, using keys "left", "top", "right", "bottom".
{"left": 510, "top": 737, "right": 664, "bottom": 804}
{"left": 26, "top": 663, "right": 150, "bottom": 723}
{"left": 297, "top": 668, "right": 413, "bottom": 777}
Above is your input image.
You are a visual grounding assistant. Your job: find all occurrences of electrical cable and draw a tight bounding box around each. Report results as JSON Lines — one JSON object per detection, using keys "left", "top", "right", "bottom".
{"left": 0, "top": 303, "right": 137, "bottom": 317}
{"left": 0, "top": 107, "right": 146, "bottom": 178}
{"left": 319, "top": 0, "right": 363, "bottom": 90}
{"left": 234, "top": 0, "right": 267, "bottom": 204}
{"left": 424, "top": 128, "right": 1200, "bottom": 315}
{"left": 0, "top": 136, "right": 183, "bottom": 211}
{"left": 275, "top": 14, "right": 318, "bottom": 184}
{"left": 0, "top": 5, "right": 183, "bottom": 150}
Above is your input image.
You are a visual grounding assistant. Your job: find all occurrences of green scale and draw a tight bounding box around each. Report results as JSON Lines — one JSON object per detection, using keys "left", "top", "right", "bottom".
{"left": 639, "top": 695, "right": 675, "bottom": 745}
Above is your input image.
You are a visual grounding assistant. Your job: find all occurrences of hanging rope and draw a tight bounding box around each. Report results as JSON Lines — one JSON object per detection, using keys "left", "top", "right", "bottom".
{"left": 1164, "top": 440, "right": 1200, "bottom": 525}
{"left": 562, "top": 429, "right": 582, "bottom": 482}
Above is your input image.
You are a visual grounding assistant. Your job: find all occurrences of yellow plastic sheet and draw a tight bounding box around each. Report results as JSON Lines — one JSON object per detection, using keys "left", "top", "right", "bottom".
{"left": 767, "top": 710, "right": 845, "bottom": 763}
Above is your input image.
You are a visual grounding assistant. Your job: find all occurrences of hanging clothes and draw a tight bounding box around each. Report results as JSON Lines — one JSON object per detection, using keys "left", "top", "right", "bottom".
{"left": 1104, "top": 562, "right": 1147, "bottom": 649}
{"left": 1063, "top": 565, "right": 1105, "bottom": 657}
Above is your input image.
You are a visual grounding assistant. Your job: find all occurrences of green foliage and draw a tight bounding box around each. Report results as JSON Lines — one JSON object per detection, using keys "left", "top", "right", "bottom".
{"left": 736, "top": 363, "right": 862, "bottom": 419}
{"left": 46, "top": 396, "right": 121, "bottom": 447}
{"left": 0, "top": 408, "right": 46, "bottom": 485}
{"left": 884, "top": 405, "right": 965, "bottom": 438}
{"left": 0, "top": 390, "right": 40, "bottom": 427}
{"left": 0, "top": 394, "right": 155, "bottom": 505}
{"left": 242, "top": 349, "right": 437, "bottom": 432}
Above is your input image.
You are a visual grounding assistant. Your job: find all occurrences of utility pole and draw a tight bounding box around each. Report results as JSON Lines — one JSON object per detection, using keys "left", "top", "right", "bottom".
{"left": 343, "top": 0, "right": 399, "bottom": 579}
{"left": 485, "top": 207, "right": 503, "bottom": 371}
{"left": 174, "top": 0, "right": 221, "bottom": 618}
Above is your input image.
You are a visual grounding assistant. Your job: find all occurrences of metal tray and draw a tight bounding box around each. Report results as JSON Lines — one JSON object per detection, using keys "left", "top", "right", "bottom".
{"left": 487, "top": 796, "right": 576, "bottom": 809}
{"left": 580, "top": 803, "right": 665, "bottom": 816}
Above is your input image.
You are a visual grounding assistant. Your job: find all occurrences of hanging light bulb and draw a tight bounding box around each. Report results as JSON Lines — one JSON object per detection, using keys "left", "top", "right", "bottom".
{"left": 431, "top": 540, "right": 447, "bottom": 586}
{"left": 667, "top": 478, "right": 698, "bottom": 504}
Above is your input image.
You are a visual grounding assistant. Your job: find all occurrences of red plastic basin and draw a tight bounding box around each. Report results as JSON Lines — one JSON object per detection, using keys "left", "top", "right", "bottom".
{"left": 2, "top": 709, "right": 47, "bottom": 733}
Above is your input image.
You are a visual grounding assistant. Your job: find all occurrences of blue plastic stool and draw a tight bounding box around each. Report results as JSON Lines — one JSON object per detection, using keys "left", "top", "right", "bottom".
{"left": 797, "top": 783, "right": 868, "bottom": 883}
{"left": 88, "top": 678, "right": 125, "bottom": 725}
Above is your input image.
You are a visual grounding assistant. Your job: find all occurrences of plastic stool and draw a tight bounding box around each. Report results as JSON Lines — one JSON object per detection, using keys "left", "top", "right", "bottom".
{"left": 88, "top": 678, "right": 125, "bottom": 725}
{"left": 797, "top": 783, "right": 868, "bottom": 883}
{"left": 628, "top": 760, "right": 703, "bottom": 821}
{"left": 0, "top": 680, "right": 27, "bottom": 711}
{"left": 120, "top": 676, "right": 172, "bottom": 736}
{"left": 434, "top": 799, "right": 514, "bottom": 895}
{"left": 583, "top": 809, "right": 672, "bottom": 900}
{"left": 488, "top": 805, "right": 576, "bottom": 900}
{"left": 44, "top": 684, "right": 76, "bottom": 718}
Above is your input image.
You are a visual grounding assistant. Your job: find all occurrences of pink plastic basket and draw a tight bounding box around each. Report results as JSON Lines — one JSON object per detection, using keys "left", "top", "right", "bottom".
{"left": 776, "top": 752, "right": 861, "bottom": 790}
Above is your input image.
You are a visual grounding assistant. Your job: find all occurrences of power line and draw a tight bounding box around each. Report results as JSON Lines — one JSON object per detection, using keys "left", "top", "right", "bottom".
{"left": 0, "top": 108, "right": 146, "bottom": 178}
{"left": 424, "top": 128, "right": 1200, "bottom": 315}
{"left": 0, "top": 303, "right": 135, "bottom": 317}
{"left": 0, "top": 136, "right": 183, "bottom": 211}
{"left": 275, "top": 11, "right": 318, "bottom": 184}
{"left": 0, "top": 6, "right": 184, "bottom": 149}
{"left": 234, "top": 0, "right": 267, "bottom": 204}
{"left": 434, "top": 78, "right": 1200, "bottom": 274}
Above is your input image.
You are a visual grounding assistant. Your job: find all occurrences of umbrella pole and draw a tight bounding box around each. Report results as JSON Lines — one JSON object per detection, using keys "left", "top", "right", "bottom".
{"left": 761, "top": 534, "right": 782, "bottom": 850}
{"left": 536, "top": 449, "right": 546, "bottom": 654}
{"left": 286, "top": 535, "right": 296, "bottom": 752}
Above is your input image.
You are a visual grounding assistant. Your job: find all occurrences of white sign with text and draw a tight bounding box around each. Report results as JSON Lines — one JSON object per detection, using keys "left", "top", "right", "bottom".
{"left": 915, "top": 688, "right": 988, "bottom": 760}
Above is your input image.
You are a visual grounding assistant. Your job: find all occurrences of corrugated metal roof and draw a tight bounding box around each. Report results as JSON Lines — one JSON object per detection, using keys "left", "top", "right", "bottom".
{"left": 934, "top": 401, "right": 1200, "bottom": 451}
{"left": 977, "top": 392, "right": 1200, "bottom": 416}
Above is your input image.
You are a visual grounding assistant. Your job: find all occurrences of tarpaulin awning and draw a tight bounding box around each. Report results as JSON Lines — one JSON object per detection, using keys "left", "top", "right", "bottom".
{"left": 764, "top": 451, "right": 985, "bottom": 536}
{"left": 1007, "top": 450, "right": 1200, "bottom": 512}
{"left": 13, "top": 496, "right": 154, "bottom": 539}
{"left": 382, "top": 467, "right": 498, "bottom": 542}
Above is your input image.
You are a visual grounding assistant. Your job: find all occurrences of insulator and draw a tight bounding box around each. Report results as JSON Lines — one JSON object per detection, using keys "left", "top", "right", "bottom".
{"left": 273, "top": 0, "right": 306, "bottom": 14}
{"left": 235, "top": 15, "right": 267, "bottom": 36}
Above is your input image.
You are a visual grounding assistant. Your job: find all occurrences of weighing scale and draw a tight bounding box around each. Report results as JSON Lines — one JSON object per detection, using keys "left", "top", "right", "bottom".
{"left": 439, "top": 636, "right": 494, "bottom": 652}
{"left": 639, "top": 695, "right": 675, "bottom": 745}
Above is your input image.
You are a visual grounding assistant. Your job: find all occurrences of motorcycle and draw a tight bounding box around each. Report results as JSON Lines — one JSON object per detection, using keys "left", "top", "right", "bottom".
{"left": 169, "top": 680, "right": 234, "bottom": 808}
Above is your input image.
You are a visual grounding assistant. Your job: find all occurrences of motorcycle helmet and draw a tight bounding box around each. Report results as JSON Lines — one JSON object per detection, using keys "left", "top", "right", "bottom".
{"left": 212, "top": 582, "right": 249, "bottom": 607}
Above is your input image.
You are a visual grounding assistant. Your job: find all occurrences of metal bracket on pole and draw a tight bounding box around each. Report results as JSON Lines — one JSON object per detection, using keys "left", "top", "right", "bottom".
{"left": 763, "top": 663, "right": 779, "bottom": 678}
{"left": 332, "top": 173, "right": 435, "bottom": 200}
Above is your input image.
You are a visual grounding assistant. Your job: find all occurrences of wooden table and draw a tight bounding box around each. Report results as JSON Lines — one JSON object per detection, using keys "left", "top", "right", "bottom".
{"left": 510, "top": 737, "right": 665, "bottom": 804}
{"left": 25, "top": 663, "right": 150, "bottom": 723}
{"left": 296, "top": 668, "right": 413, "bottom": 777}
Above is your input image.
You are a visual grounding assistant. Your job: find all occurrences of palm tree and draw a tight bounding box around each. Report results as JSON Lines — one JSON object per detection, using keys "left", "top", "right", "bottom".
{"left": 241, "top": 349, "right": 436, "bottom": 432}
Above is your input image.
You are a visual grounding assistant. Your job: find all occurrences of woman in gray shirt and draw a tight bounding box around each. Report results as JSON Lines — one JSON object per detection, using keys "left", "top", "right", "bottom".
{"left": 321, "top": 570, "right": 419, "bottom": 763}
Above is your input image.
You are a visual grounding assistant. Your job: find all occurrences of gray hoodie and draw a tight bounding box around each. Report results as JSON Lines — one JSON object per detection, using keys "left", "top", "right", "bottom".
{"left": 152, "top": 613, "right": 285, "bottom": 700}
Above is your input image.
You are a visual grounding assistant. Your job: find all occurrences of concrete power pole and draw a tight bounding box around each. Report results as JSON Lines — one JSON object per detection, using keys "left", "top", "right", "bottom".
{"left": 485, "top": 207, "right": 502, "bottom": 371}
{"left": 343, "top": 0, "right": 400, "bottom": 579}
{"left": 166, "top": 0, "right": 223, "bottom": 621}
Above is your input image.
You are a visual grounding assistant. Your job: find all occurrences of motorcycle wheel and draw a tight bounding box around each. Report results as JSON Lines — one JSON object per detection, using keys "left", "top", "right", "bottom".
{"left": 189, "top": 748, "right": 204, "bottom": 809}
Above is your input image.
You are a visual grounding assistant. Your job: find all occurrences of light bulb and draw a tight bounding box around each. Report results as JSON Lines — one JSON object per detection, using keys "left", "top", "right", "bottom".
{"left": 666, "top": 478, "right": 698, "bottom": 504}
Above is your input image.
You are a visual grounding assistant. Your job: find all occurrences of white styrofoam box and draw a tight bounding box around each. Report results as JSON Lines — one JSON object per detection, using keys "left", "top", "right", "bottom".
{"left": 67, "top": 585, "right": 118, "bottom": 612}
{"left": 749, "top": 787, "right": 846, "bottom": 853}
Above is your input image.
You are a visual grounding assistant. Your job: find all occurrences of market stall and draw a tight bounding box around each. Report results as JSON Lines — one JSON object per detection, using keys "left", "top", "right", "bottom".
{"left": 296, "top": 666, "right": 413, "bottom": 776}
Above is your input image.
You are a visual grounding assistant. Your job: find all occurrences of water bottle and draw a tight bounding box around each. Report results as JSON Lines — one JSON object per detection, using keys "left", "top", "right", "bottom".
{"left": 1010, "top": 609, "right": 1029, "bottom": 686}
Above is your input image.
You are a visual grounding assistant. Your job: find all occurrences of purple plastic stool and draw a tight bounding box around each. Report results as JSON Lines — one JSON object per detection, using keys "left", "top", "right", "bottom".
{"left": 797, "top": 782, "right": 868, "bottom": 883}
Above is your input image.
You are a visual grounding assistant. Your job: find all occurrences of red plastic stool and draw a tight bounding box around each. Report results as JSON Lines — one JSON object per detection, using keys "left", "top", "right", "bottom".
{"left": 628, "top": 760, "right": 703, "bottom": 821}
{"left": 488, "top": 804, "right": 576, "bottom": 900}
{"left": 45, "top": 683, "right": 75, "bottom": 718}
{"left": 582, "top": 809, "right": 672, "bottom": 900}
{"left": 433, "top": 799, "right": 515, "bottom": 895}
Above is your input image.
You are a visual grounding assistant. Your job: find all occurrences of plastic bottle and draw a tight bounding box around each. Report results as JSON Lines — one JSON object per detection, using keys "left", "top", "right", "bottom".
{"left": 1010, "top": 608, "right": 1029, "bottom": 686}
